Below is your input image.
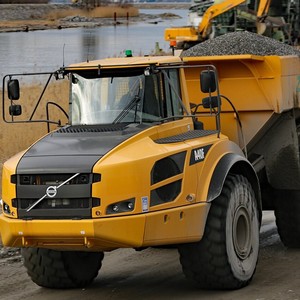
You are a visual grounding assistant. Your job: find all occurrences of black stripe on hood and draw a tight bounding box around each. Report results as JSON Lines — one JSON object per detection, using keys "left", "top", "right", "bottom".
{"left": 16, "top": 124, "right": 150, "bottom": 174}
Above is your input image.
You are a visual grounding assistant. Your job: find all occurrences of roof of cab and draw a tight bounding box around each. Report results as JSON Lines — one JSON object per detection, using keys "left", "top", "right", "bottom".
{"left": 67, "top": 55, "right": 183, "bottom": 70}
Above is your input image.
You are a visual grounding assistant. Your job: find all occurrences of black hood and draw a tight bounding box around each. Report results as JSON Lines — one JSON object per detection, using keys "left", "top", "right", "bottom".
{"left": 16, "top": 124, "right": 149, "bottom": 174}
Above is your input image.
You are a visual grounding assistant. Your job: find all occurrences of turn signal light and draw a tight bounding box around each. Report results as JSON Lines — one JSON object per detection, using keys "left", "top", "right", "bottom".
{"left": 170, "top": 40, "right": 177, "bottom": 47}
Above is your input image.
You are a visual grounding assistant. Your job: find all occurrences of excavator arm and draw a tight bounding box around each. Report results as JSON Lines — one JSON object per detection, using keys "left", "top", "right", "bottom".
{"left": 256, "top": 0, "right": 272, "bottom": 19}
{"left": 256, "top": 0, "right": 273, "bottom": 35}
{"left": 198, "top": 0, "right": 246, "bottom": 38}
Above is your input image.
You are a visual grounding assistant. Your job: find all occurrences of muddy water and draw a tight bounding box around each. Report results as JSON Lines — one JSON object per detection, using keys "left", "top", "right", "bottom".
{"left": 0, "top": 9, "right": 187, "bottom": 79}
{"left": 0, "top": 9, "right": 187, "bottom": 196}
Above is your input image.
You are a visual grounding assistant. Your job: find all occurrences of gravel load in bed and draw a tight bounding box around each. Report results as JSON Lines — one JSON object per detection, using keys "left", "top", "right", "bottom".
{"left": 181, "top": 31, "right": 300, "bottom": 57}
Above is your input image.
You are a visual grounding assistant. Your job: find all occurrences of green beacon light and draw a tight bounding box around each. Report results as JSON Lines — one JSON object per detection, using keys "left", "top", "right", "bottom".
{"left": 125, "top": 49, "right": 133, "bottom": 57}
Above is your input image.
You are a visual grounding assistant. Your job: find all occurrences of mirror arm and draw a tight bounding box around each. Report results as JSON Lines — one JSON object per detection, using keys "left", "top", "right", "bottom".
{"left": 46, "top": 101, "right": 69, "bottom": 133}
{"left": 29, "top": 73, "right": 53, "bottom": 121}
{"left": 2, "top": 76, "right": 7, "bottom": 123}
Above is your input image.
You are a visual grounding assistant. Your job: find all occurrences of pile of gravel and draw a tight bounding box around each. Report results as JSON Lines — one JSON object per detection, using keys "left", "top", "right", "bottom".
{"left": 181, "top": 31, "right": 300, "bottom": 57}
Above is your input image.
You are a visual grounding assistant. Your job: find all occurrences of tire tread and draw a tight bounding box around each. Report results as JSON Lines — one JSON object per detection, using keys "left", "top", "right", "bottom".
{"left": 22, "top": 248, "right": 103, "bottom": 289}
{"left": 179, "top": 174, "right": 258, "bottom": 290}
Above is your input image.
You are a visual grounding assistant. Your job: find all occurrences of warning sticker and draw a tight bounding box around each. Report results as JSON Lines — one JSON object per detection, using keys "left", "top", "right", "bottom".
{"left": 142, "top": 196, "right": 149, "bottom": 212}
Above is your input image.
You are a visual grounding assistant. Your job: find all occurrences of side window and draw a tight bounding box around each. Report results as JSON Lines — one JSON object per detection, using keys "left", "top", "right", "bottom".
{"left": 163, "top": 70, "right": 183, "bottom": 118}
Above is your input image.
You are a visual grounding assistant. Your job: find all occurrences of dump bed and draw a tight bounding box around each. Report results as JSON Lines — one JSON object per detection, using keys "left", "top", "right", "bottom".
{"left": 182, "top": 54, "right": 300, "bottom": 149}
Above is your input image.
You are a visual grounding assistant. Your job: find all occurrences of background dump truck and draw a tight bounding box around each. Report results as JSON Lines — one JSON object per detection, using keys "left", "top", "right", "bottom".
{"left": 0, "top": 33, "right": 300, "bottom": 290}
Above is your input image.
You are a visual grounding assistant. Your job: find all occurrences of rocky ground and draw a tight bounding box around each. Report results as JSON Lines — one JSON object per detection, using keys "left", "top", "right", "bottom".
{"left": 0, "top": 245, "right": 21, "bottom": 262}
{"left": 0, "top": 3, "right": 185, "bottom": 32}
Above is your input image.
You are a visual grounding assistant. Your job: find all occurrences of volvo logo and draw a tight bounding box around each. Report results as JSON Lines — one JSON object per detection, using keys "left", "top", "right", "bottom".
{"left": 46, "top": 186, "right": 57, "bottom": 198}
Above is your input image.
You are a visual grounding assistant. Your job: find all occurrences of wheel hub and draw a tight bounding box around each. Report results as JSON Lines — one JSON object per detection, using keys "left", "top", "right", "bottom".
{"left": 232, "top": 205, "right": 252, "bottom": 260}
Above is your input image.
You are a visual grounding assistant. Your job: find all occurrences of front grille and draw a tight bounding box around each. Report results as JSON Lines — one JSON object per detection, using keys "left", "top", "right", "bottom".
{"left": 57, "top": 124, "right": 127, "bottom": 133}
{"left": 19, "top": 173, "right": 91, "bottom": 185}
{"left": 155, "top": 130, "right": 217, "bottom": 144}
{"left": 18, "top": 198, "right": 91, "bottom": 210}
{"left": 16, "top": 197, "right": 100, "bottom": 219}
{"left": 15, "top": 173, "right": 101, "bottom": 219}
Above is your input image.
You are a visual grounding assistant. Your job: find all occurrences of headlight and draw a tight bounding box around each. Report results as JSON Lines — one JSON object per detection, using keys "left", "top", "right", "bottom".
{"left": 106, "top": 198, "right": 135, "bottom": 215}
{"left": 2, "top": 201, "right": 11, "bottom": 214}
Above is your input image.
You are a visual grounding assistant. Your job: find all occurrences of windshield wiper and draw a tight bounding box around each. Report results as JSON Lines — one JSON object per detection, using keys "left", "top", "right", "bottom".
{"left": 113, "top": 95, "right": 141, "bottom": 124}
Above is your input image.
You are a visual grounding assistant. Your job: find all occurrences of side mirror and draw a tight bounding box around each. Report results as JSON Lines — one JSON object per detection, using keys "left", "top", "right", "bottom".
{"left": 200, "top": 70, "right": 216, "bottom": 93}
{"left": 9, "top": 105, "right": 22, "bottom": 116}
{"left": 7, "top": 79, "right": 20, "bottom": 100}
{"left": 202, "top": 96, "right": 221, "bottom": 109}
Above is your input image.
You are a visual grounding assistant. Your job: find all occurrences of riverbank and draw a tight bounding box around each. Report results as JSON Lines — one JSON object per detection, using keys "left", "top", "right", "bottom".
{"left": 0, "top": 3, "right": 186, "bottom": 32}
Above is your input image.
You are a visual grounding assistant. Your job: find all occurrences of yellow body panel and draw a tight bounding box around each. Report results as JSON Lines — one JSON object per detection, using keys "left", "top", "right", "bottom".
{"left": 0, "top": 116, "right": 225, "bottom": 250}
{"left": 1, "top": 151, "right": 25, "bottom": 219}
{"left": 143, "top": 203, "right": 210, "bottom": 246}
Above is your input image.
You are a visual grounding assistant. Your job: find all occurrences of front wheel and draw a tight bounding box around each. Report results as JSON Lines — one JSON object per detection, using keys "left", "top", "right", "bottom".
{"left": 22, "top": 248, "right": 104, "bottom": 288}
{"left": 179, "top": 174, "right": 260, "bottom": 290}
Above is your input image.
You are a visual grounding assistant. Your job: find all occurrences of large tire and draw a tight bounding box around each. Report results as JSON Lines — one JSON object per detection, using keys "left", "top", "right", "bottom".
{"left": 274, "top": 192, "right": 300, "bottom": 248}
{"left": 178, "top": 174, "right": 260, "bottom": 290}
{"left": 274, "top": 122, "right": 300, "bottom": 248}
{"left": 22, "top": 248, "right": 104, "bottom": 288}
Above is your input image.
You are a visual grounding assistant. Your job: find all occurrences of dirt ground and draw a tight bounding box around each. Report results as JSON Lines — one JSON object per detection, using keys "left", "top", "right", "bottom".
{"left": 0, "top": 212, "right": 299, "bottom": 300}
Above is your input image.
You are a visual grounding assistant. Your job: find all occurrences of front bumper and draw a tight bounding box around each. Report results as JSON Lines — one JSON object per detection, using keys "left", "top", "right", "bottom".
{"left": 0, "top": 203, "right": 210, "bottom": 251}
{"left": 0, "top": 213, "right": 146, "bottom": 251}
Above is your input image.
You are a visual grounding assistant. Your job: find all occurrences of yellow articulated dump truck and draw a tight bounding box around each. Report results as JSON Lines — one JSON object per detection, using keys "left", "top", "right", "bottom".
{"left": 0, "top": 33, "right": 300, "bottom": 290}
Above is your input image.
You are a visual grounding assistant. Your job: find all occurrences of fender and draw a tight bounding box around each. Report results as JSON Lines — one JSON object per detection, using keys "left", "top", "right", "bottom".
{"left": 207, "top": 153, "right": 262, "bottom": 217}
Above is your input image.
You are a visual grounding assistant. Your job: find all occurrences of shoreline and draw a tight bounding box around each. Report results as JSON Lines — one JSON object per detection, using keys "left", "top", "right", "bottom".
{"left": 0, "top": 3, "right": 188, "bottom": 33}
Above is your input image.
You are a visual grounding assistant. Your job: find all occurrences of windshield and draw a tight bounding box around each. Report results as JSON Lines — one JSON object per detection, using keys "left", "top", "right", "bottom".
{"left": 71, "top": 73, "right": 163, "bottom": 125}
{"left": 70, "top": 69, "right": 183, "bottom": 126}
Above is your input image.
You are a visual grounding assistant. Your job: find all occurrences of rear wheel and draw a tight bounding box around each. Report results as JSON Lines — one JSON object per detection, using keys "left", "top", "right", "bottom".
{"left": 179, "top": 174, "right": 260, "bottom": 290}
{"left": 275, "top": 123, "right": 300, "bottom": 248}
{"left": 22, "top": 248, "right": 104, "bottom": 288}
{"left": 274, "top": 192, "right": 300, "bottom": 248}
